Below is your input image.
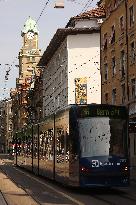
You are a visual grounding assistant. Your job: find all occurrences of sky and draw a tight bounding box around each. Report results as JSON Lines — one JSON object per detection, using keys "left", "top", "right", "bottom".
{"left": 0, "top": 0, "right": 98, "bottom": 100}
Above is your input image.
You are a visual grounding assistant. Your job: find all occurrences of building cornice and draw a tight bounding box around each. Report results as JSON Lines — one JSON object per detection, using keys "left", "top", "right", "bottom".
{"left": 38, "top": 27, "right": 100, "bottom": 66}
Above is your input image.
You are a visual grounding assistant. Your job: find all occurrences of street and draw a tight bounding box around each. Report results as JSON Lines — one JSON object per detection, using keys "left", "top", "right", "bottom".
{"left": 0, "top": 158, "right": 136, "bottom": 205}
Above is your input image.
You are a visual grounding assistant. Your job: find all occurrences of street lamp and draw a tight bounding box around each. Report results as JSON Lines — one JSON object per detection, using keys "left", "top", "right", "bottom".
{"left": 54, "top": 0, "right": 64, "bottom": 8}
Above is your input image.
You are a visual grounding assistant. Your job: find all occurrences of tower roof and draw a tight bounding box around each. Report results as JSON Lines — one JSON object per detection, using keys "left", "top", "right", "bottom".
{"left": 21, "top": 16, "right": 38, "bottom": 36}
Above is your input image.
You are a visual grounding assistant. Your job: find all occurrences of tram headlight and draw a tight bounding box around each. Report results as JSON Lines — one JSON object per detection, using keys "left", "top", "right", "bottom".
{"left": 80, "top": 166, "right": 90, "bottom": 173}
{"left": 124, "top": 166, "right": 128, "bottom": 171}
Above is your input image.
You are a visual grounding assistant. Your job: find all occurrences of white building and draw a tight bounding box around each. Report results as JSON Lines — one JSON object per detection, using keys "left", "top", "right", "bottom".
{"left": 38, "top": 6, "right": 105, "bottom": 117}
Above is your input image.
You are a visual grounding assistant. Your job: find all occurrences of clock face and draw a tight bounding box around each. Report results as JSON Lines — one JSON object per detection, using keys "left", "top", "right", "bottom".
{"left": 27, "top": 32, "right": 34, "bottom": 39}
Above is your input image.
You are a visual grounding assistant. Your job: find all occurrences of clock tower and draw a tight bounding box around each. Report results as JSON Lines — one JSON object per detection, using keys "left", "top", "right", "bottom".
{"left": 13, "top": 17, "right": 42, "bottom": 129}
{"left": 18, "top": 16, "right": 41, "bottom": 79}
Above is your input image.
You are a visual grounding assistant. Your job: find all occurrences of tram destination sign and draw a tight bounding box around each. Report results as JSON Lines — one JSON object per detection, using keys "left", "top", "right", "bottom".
{"left": 77, "top": 105, "right": 127, "bottom": 118}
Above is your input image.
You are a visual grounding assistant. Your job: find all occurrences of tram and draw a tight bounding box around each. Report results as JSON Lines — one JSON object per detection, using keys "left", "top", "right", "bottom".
{"left": 14, "top": 104, "right": 130, "bottom": 187}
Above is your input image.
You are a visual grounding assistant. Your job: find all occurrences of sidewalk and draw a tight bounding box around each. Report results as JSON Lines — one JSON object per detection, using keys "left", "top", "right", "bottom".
{"left": 0, "top": 161, "right": 39, "bottom": 205}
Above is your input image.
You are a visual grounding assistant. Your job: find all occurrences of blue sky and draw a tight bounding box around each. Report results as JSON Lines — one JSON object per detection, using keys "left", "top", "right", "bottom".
{"left": 0, "top": 0, "right": 98, "bottom": 100}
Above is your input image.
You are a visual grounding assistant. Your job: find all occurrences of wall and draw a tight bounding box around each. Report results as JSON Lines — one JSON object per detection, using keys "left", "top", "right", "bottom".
{"left": 67, "top": 33, "right": 101, "bottom": 105}
{"left": 74, "top": 19, "right": 99, "bottom": 28}
{"left": 43, "top": 39, "right": 68, "bottom": 117}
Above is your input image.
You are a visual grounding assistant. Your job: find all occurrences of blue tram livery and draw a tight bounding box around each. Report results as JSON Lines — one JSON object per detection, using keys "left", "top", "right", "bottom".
{"left": 14, "top": 104, "right": 129, "bottom": 187}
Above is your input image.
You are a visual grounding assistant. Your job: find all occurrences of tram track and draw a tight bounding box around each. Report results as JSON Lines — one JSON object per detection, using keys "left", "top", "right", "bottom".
{"left": 0, "top": 164, "right": 85, "bottom": 205}
{"left": 13, "top": 166, "right": 85, "bottom": 205}
{"left": 0, "top": 162, "right": 136, "bottom": 205}
{"left": 0, "top": 166, "right": 127, "bottom": 205}
{"left": 0, "top": 191, "right": 8, "bottom": 205}
{"left": 83, "top": 187, "right": 136, "bottom": 205}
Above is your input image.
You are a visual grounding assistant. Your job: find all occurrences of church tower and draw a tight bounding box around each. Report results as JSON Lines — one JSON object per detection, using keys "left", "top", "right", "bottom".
{"left": 11, "top": 17, "right": 42, "bottom": 131}
{"left": 19, "top": 16, "right": 41, "bottom": 79}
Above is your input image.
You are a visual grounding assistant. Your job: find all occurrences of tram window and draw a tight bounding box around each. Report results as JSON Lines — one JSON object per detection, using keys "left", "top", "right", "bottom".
{"left": 39, "top": 132, "right": 44, "bottom": 158}
{"left": 42, "top": 128, "right": 54, "bottom": 160}
{"left": 134, "top": 134, "right": 136, "bottom": 155}
{"left": 78, "top": 117, "right": 126, "bottom": 157}
{"left": 56, "top": 128, "right": 65, "bottom": 163}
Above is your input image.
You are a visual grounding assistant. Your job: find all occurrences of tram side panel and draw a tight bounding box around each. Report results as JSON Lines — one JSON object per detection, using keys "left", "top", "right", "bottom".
{"left": 24, "top": 126, "right": 33, "bottom": 171}
{"left": 55, "top": 109, "right": 70, "bottom": 184}
{"left": 33, "top": 124, "right": 39, "bottom": 175}
{"left": 68, "top": 108, "right": 80, "bottom": 187}
{"left": 39, "top": 115, "right": 55, "bottom": 180}
{"left": 16, "top": 131, "right": 25, "bottom": 167}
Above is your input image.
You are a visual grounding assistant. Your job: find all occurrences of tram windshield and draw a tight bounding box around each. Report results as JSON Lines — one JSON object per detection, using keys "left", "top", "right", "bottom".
{"left": 78, "top": 117, "right": 127, "bottom": 157}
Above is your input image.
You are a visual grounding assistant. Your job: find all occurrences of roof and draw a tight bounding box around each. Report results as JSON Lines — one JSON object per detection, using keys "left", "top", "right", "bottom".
{"left": 38, "top": 27, "right": 100, "bottom": 66}
{"left": 66, "top": 6, "right": 105, "bottom": 28}
{"left": 21, "top": 16, "right": 38, "bottom": 35}
{"left": 74, "top": 6, "right": 105, "bottom": 19}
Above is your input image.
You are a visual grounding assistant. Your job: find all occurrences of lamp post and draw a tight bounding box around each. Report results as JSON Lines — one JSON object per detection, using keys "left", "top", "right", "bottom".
{"left": 54, "top": 0, "right": 64, "bottom": 8}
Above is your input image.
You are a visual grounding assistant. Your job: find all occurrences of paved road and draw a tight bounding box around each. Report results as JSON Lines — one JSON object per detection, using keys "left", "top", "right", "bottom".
{"left": 0, "top": 158, "right": 136, "bottom": 205}
{"left": 0, "top": 192, "right": 7, "bottom": 205}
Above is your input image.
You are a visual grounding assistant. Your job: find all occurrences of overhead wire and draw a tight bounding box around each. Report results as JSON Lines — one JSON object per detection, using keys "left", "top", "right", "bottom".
{"left": 66, "top": 0, "right": 85, "bottom": 6}
{"left": 1, "top": 0, "right": 100, "bottom": 100}
{"left": 80, "top": 0, "right": 94, "bottom": 13}
{"left": 1, "top": 0, "right": 52, "bottom": 100}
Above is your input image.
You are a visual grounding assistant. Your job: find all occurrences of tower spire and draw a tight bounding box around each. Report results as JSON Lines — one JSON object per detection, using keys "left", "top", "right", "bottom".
{"left": 21, "top": 16, "right": 38, "bottom": 36}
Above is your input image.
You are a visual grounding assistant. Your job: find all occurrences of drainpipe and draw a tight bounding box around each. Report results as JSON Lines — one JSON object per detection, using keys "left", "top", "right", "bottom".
{"left": 125, "top": 0, "right": 129, "bottom": 104}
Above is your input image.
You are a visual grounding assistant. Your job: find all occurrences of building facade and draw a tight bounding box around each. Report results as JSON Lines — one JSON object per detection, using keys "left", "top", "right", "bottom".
{"left": 0, "top": 100, "right": 5, "bottom": 152}
{"left": 100, "top": 0, "right": 136, "bottom": 179}
{"left": 0, "top": 99, "right": 13, "bottom": 153}
{"left": 27, "top": 68, "right": 43, "bottom": 124}
{"left": 38, "top": 27, "right": 101, "bottom": 117}
{"left": 38, "top": 6, "right": 105, "bottom": 118}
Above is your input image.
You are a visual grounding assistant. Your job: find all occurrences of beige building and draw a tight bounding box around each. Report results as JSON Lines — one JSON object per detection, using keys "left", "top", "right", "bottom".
{"left": 100, "top": 0, "right": 136, "bottom": 179}
{"left": 27, "top": 68, "right": 43, "bottom": 124}
{"left": 0, "top": 100, "right": 5, "bottom": 152}
{"left": 11, "top": 17, "right": 41, "bottom": 131}
{"left": 0, "top": 99, "right": 13, "bottom": 153}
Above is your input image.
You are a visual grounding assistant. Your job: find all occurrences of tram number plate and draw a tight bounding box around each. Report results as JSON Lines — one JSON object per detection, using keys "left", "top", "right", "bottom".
{"left": 91, "top": 160, "right": 119, "bottom": 167}
{"left": 92, "top": 160, "right": 101, "bottom": 167}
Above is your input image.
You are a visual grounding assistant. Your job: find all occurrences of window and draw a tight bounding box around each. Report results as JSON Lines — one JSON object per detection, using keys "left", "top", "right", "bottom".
{"left": 120, "top": 50, "right": 125, "bottom": 78}
{"left": 103, "top": 33, "right": 107, "bottom": 50}
{"left": 119, "top": 16, "right": 124, "bottom": 31}
{"left": 107, "top": 3, "right": 112, "bottom": 17}
{"left": 112, "top": 56, "right": 116, "bottom": 76}
{"left": 114, "top": 0, "right": 117, "bottom": 8}
{"left": 105, "top": 93, "right": 108, "bottom": 104}
{"left": 29, "top": 57, "right": 35, "bottom": 62}
{"left": 121, "top": 84, "right": 125, "bottom": 104}
{"left": 129, "top": 5, "right": 134, "bottom": 27}
{"left": 9, "top": 124, "right": 12, "bottom": 131}
{"left": 0, "top": 109, "right": 2, "bottom": 116}
{"left": 134, "top": 134, "right": 136, "bottom": 155}
{"left": 104, "top": 63, "right": 108, "bottom": 81}
{"left": 78, "top": 117, "right": 126, "bottom": 157}
{"left": 112, "top": 88, "right": 116, "bottom": 104}
{"left": 27, "top": 57, "right": 30, "bottom": 63}
{"left": 111, "top": 25, "right": 115, "bottom": 44}
{"left": 130, "top": 41, "right": 135, "bottom": 63}
{"left": 131, "top": 78, "right": 136, "bottom": 99}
